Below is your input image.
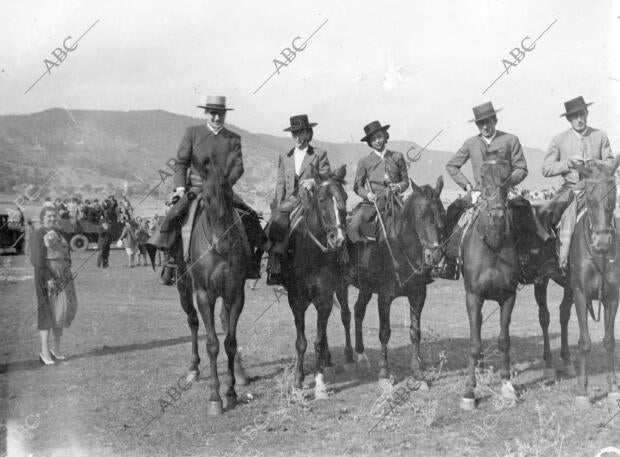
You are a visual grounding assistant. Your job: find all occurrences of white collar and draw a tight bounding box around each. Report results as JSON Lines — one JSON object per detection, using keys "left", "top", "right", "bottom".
{"left": 372, "top": 148, "right": 386, "bottom": 160}
{"left": 481, "top": 131, "right": 497, "bottom": 145}
{"left": 571, "top": 127, "right": 589, "bottom": 139}
{"left": 207, "top": 123, "right": 223, "bottom": 135}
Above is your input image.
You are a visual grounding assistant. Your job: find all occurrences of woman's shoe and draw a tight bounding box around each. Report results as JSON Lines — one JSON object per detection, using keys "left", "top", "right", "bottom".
{"left": 39, "top": 353, "right": 55, "bottom": 365}
{"left": 50, "top": 349, "right": 67, "bottom": 361}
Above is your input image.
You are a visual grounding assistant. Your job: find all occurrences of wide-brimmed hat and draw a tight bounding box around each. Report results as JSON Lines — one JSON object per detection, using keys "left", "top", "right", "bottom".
{"left": 283, "top": 114, "right": 318, "bottom": 132}
{"left": 360, "top": 120, "right": 390, "bottom": 142}
{"left": 560, "top": 96, "right": 593, "bottom": 117}
{"left": 468, "top": 102, "right": 502, "bottom": 123}
{"left": 197, "top": 95, "right": 234, "bottom": 111}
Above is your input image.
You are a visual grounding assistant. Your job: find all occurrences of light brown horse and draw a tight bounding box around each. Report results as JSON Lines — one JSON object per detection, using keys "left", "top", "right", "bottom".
{"left": 566, "top": 157, "right": 620, "bottom": 406}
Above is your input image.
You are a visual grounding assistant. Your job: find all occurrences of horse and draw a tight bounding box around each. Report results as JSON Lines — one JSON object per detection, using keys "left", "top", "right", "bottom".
{"left": 460, "top": 160, "right": 521, "bottom": 410}
{"left": 281, "top": 164, "right": 348, "bottom": 399}
{"left": 173, "top": 158, "right": 251, "bottom": 416}
{"left": 335, "top": 176, "right": 446, "bottom": 381}
{"left": 561, "top": 157, "right": 620, "bottom": 406}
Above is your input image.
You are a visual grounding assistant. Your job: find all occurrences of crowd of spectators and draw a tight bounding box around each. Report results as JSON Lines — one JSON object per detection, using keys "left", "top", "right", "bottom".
{"left": 42, "top": 195, "right": 135, "bottom": 224}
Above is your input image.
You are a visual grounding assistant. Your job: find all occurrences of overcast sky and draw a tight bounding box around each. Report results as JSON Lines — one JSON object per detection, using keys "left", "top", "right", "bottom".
{"left": 1, "top": 0, "right": 618, "bottom": 153}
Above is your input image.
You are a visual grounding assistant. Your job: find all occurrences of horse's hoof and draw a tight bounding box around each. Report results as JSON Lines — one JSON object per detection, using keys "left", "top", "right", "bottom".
{"left": 417, "top": 379, "right": 430, "bottom": 392}
{"left": 343, "top": 362, "right": 357, "bottom": 373}
{"left": 224, "top": 395, "right": 237, "bottom": 410}
{"left": 186, "top": 370, "right": 199, "bottom": 384}
{"left": 356, "top": 352, "right": 371, "bottom": 369}
{"left": 314, "top": 373, "right": 329, "bottom": 400}
{"left": 562, "top": 363, "right": 576, "bottom": 378}
{"left": 607, "top": 391, "right": 620, "bottom": 406}
{"left": 323, "top": 366, "right": 336, "bottom": 380}
{"left": 460, "top": 397, "right": 477, "bottom": 411}
{"left": 206, "top": 400, "right": 224, "bottom": 416}
{"left": 574, "top": 395, "right": 590, "bottom": 408}
{"left": 543, "top": 368, "right": 556, "bottom": 382}
{"left": 378, "top": 368, "right": 389, "bottom": 379}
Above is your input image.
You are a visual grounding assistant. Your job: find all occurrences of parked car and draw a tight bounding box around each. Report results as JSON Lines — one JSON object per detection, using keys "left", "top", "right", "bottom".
{"left": 0, "top": 203, "right": 25, "bottom": 254}
{"left": 57, "top": 218, "right": 124, "bottom": 251}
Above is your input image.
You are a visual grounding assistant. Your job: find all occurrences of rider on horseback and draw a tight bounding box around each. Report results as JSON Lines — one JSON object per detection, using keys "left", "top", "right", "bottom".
{"left": 540, "top": 96, "right": 616, "bottom": 272}
{"left": 148, "top": 96, "right": 266, "bottom": 284}
{"left": 349, "top": 120, "right": 408, "bottom": 251}
{"left": 444, "top": 102, "right": 544, "bottom": 280}
{"left": 265, "top": 114, "right": 332, "bottom": 286}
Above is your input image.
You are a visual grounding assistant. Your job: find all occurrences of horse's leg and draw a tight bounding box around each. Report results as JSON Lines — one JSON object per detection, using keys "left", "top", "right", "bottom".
{"left": 314, "top": 295, "right": 332, "bottom": 399}
{"left": 377, "top": 292, "right": 393, "bottom": 379}
{"left": 573, "top": 288, "right": 591, "bottom": 404}
{"left": 223, "top": 287, "right": 245, "bottom": 410}
{"left": 220, "top": 301, "right": 229, "bottom": 335}
{"left": 534, "top": 278, "right": 554, "bottom": 380}
{"left": 559, "top": 286, "right": 576, "bottom": 377}
{"left": 603, "top": 287, "right": 619, "bottom": 403}
{"left": 354, "top": 289, "right": 373, "bottom": 368}
{"left": 498, "top": 294, "right": 516, "bottom": 381}
{"left": 177, "top": 259, "right": 200, "bottom": 381}
{"left": 195, "top": 287, "right": 222, "bottom": 415}
{"left": 462, "top": 291, "right": 483, "bottom": 409}
{"left": 291, "top": 295, "right": 309, "bottom": 389}
{"left": 408, "top": 285, "right": 427, "bottom": 379}
{"left": 336, "top": 282, "right": 355, "bottom": 367}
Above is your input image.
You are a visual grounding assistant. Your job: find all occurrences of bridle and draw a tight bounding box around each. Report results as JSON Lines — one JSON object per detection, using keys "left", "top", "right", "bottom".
{"left": 301, "top": 181, "right": 346, "bottom": 254}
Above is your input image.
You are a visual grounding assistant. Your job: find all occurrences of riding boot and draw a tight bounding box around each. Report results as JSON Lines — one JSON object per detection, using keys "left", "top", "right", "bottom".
{"left": 159, "top": 257, "right": 177, "bottom": 286}
{"left": 247, "top": 248, "right": 263, "bottom": 279}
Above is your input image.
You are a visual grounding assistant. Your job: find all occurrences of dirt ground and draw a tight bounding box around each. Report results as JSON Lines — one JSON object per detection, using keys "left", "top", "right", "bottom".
{"left": 0, "top": 250, "right": 619, "bottom": 457}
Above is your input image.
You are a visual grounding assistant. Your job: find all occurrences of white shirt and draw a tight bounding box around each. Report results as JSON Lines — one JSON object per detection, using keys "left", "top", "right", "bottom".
{"left": 294, "top": 146, "right": 308, "bottom": 176}
{"left": 372, "top": 148, "right": 386, "bottom": 160}
{"left": 207, "top": 123, "right": 223, "bottom": 135}
{"left": 481, "top": 131, "right": 497, "bottom": 145}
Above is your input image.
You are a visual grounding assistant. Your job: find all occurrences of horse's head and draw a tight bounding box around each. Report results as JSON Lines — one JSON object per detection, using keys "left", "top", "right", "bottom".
{"left": 300, "top": 164, "right": 347, "bottom": 250}
{"left": 197, "top": 158, "right": 233, "bottom": 220}
{"left": 404, "top": 176, "right": 446, "bottom": 266}
{"left": 478, "top": 160, "right": 511, "bottom": 250}
{"left": 576, "top": 156, "right": 620, "bottom": 253}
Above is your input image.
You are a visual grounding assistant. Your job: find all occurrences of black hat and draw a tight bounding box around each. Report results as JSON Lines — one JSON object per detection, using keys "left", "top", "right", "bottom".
{"left": 283, "top": 114, "right": 318, "bottom": 132}
{"left": 560, "top": 96, "right": 593, "bottom": 117}
{"left": 468, "top": 102, "right": 502, "bottom": 123}
{"left": 360, "top": 120, "right": 390, "bottom": 142}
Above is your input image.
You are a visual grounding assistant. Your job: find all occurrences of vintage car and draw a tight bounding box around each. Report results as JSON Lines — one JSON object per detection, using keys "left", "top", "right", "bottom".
{"left": 0, "top": 203, "right": 25, "bottom": 254}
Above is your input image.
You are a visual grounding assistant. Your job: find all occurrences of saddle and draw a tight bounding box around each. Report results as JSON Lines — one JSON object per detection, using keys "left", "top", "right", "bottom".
{"left": 180, "top": 196, "right": 251, "bottom": 263}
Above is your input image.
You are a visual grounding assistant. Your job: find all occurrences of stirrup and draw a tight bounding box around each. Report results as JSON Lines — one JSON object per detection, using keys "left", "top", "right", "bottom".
{"left": 159, "top": 261, "right": 177, "bottom": 286}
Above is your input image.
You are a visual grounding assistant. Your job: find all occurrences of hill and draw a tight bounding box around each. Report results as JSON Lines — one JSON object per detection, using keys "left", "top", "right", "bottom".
{"left": 0, "top": 109, "right": 557, "bottom": 214}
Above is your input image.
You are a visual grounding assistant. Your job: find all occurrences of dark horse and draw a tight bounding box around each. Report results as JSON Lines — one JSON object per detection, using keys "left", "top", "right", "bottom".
{"left": 282, "top": 164, "right": 348, "bottom": 398}
{"left": 460, "top": 160, "right": 520, "bottom": 410}
{"left": 174, "top": 159, "right": 250, "bottom": 416}
{"left": 559, "top": 157, "right": 620, "bottom": 406}
{"left": 336, "top": 176, "right": 446, "bottom": 380}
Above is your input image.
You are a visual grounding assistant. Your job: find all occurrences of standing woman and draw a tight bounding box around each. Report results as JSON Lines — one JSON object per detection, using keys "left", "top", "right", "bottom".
{"left": 31, "top": 207, "right": 78, "bottom": 365}
{"left": 119, "top": 220, "right": 138, "bottom": 267}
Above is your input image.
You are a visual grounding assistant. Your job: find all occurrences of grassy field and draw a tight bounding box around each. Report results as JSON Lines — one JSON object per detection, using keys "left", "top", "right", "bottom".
{"left": 0, "top": 250, "right": 619, "bottom": 457}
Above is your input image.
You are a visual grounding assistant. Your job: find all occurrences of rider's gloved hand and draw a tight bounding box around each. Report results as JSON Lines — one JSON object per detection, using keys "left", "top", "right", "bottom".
{"left": 367, "top": 192, "right": 377, "bottom": 203}
{"left": 300, "top": 179, "right": 316, "bottom": 191}
{"left": 388, "top": 183, "right": 401, "bottom": 192}
{"left": 567, "top": 158, "right": 585, "bottom": 169}
{"left": 171, "top": 187, "right": 186, "bottom": 204}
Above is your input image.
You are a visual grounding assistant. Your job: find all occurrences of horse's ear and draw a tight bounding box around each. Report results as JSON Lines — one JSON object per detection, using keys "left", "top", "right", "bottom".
{"left": 612, "top": 155, "right": 620, "bottom": 173}
{"left": 435, "top": 175, "right": 444, "bottom": 196}
{"left": 333, "top": 164, "right": 346, "bottom": 181}
{"left": 410, "top": 178, "right": 422, "bottom": 194}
